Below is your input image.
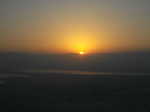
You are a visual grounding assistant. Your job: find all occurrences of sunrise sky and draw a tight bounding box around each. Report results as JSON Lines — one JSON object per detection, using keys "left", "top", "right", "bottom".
{"left": 0, "top": 0, "right": 150, "bottom": 54}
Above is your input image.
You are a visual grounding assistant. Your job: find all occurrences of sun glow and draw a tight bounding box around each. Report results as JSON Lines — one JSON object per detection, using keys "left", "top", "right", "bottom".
{"left": 79, "top": 51, "right": 85, "bottom": 55}
{"left": 62, "top": 28, "right": 100, "bottom": 54}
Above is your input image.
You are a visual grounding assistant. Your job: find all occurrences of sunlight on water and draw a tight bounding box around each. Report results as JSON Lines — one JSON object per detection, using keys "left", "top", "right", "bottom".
{"left": 25, "top": 69, "right": 113, "bottom": 75}
{"left": 24, "top": 69, "right": 150, "bottom": 76}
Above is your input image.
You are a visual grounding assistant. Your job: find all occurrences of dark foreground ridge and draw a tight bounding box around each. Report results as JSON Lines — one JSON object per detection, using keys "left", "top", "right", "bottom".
{"left": 0, "top": 71, "right": 150, "bottom": 112}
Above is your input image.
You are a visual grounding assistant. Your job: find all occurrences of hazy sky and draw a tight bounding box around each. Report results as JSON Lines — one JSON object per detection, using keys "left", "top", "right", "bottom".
{"left": 0, "top": 0, "right": 150, "bottom": 53}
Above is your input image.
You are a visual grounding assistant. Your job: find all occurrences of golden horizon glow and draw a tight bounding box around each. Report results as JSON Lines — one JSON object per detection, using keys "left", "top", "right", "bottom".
{"left": 0, "top": 1, "right": 150, "bottom": 54}
{"left": 79, "top": 51, "right": 85, "bottom": 55}
{"left": 61, "top": 28, "right": 100, "bottom": 54}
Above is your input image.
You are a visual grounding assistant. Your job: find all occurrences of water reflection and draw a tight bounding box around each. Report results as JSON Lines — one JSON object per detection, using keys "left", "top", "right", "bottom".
{"left": 25, "top": 69, "right": 150, "bottom": 75}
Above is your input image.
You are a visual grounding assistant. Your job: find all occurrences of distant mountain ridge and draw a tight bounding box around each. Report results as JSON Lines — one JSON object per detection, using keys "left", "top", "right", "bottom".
{"left": 0, "top": 51, "right": 150, "bottom": 73}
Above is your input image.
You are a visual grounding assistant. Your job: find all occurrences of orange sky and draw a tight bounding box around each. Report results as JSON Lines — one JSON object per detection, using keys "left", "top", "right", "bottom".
{"left": 0, "top": 0, "right": 150, "bottom": 54}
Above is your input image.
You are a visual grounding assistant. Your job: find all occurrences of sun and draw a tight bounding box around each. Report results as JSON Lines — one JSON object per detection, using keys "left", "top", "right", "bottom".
{"left": 79, "top": 51, "right": 85, "bottom": 55}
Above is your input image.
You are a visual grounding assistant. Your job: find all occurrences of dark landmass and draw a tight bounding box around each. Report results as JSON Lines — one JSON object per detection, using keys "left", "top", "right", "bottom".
{"left": 0, "top": 72, "right": 150, "bottom": 112}
{"left": 0, "top": 51, "right": 150, "bottom": 111}
{"left": 0, "top": 51, "right": 150, "bottom": 73}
